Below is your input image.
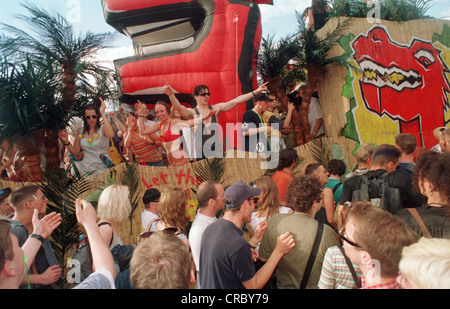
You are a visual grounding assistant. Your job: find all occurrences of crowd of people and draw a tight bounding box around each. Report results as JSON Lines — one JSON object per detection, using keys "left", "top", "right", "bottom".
{"left": 1, "top": 126, "right": 449, "bottom": 290}
{"left": 1, "top": 78, "right": 450, "bottom": 290}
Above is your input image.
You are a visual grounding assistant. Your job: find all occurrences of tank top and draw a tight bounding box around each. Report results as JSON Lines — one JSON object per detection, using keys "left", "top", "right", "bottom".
{"left": 194, "top": 106, "right": 221, "bottom": 160}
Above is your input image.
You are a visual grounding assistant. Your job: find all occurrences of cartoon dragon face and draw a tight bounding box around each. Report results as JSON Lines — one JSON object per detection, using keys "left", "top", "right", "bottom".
{"left": 352, "top": 26, "right": 450, "bottom": 147}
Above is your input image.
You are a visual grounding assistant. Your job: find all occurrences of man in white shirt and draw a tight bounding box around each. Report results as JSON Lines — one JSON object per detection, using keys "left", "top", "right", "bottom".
{"left": 189, "top": 181, "right": 224, "bottom": 287}
{"left": 140, "top": 188, "right": 161, "bottom": 232}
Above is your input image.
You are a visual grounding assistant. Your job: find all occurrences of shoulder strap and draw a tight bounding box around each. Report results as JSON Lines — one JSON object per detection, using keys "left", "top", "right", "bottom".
{"left": 145, "top": 217, "right": 160, "bottom": 233}
{"left": 407, "top": 208, "right": 432, "bottom": 238}
{"left": 300, "top": 223, "right": 324, "bottom": 289}
{"left": 98, "top": 222, "right": 114, "bottom": 247}
{"left": 338, "top": 246, "right": 361, "bottom": 288}
{"left": 332, "top": 182, "right": 342, "bottom": 194}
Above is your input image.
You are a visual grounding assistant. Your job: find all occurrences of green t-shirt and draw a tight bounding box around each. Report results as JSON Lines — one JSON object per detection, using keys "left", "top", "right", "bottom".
{"left": 259, "top": 213, "right": 340, "bottom": 289}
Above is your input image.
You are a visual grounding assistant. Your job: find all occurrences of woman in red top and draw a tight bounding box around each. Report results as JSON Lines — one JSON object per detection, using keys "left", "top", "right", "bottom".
{"left": 136, "top": 100, "right": 215, "bottom": 166}
{"left": 123, "top": 112, "right": 163, "bottom": 166}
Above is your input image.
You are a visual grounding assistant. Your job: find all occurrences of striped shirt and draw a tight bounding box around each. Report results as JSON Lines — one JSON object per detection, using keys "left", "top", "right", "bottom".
{"left": 361, "top": 276, "right": 400, "bottom": 289}
{"left": 130, "top": 134, "right": 162, "bottom": 164}
{"left": 318, "top": 246, "right": 363, "bottom": 289}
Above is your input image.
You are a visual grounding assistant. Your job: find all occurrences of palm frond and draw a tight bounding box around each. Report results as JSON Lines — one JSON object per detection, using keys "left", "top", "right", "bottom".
{"left": 119, "top": 161, "right": 142, "bottom": 236}
{"left": 193, "top": 154, "right": 227, "bottom": 185}
{"left": 37, "top": 161, "right": 92, "bottom": 288}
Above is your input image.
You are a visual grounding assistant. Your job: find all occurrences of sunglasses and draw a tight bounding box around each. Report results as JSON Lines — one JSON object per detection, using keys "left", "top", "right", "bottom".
{"left": 198, "top": 92, "right": 211, "bottom": 97}
{"left": 248, "top": 197, "right": 259, "bottom": 204}
{"left": 32, "top": 194, "right": 47, "bottom": 201}
{"left": 338, "top": 227, "right": 361, "bottom": 248}
{"left": 139, "top": 226, "right": 180, "bottom": 240}
{"left": 85, "top": 115, "right": 97, "bottom": 120}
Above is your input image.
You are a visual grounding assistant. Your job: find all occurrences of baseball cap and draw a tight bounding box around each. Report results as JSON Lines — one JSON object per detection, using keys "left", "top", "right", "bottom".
{"left": 253, "top": 93, "right": 274, "bottom": 103}
{"left": 142, "top": 188, "right": 161, "bottom": 205}
{"left": 223, "top": 181, "right": 261, "bottom": 208}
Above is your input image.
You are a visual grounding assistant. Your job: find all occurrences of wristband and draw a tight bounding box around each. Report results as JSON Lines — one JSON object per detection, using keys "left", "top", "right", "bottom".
{"left": 29, "top": 234, "right": 45, "bottom": 243}
{"left": 252, "top": 91, "right": 256, "bottom": 97}
{"left": 64, "top": 142, "right": 70, "bottom": 146}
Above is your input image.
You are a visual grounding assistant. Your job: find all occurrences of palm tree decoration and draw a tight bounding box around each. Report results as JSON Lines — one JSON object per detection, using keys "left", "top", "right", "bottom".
{"left": 0, "top": 3, "right": 116, "bottom": 114}
{"left": 0, "top": 57, "right": 66, "bottom": 181}
{"left": 0, "top": 4, "right": 117, "bottom": 181}
{"left": 290, "top": 11, "right": 349, "bottom": 146}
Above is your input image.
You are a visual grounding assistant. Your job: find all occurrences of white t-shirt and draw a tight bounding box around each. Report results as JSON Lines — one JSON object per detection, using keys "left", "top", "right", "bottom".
{"left": 189, "top": 212, "right": 217, "bottom": 272}
{"left": 308, "top": 97, "right": 324, "bottom": 136}
{"left": 141, "top": 210, "right": 159, "bottom": 232}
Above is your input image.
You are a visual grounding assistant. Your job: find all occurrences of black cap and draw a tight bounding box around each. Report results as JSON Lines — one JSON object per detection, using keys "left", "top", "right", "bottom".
{"left": 142, "top": 188, "right": 161, "bottom": 205}
{"left": 253, "top": 93, "right": 274, "bottom": 103}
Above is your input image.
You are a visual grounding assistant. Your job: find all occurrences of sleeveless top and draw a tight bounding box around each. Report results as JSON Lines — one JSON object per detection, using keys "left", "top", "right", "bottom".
{"left": 194, "top": 106, "right": 221, "bottom": 160}
{"left": 130, "top": 134, "right": 162, "bottom": 163}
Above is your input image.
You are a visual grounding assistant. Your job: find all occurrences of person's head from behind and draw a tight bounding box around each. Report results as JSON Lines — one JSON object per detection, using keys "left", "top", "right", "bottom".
{"left": 371, "top": 144, "right": 401, "bottom": 172}
{"left": 412, "top": 151, "right": 450, "bottom": 205}
{"left": 355, "top": 143, "right": 377, "bottom": 168}
{"left": 439, "top": 127, "right": 450, "bottom": 153}
{"left": 342, "top": 202, "right": 419, "bottom": 281}
{"left": 0, "top": 219, "right": 25, "bottom": 288}
{"left": 327, "top": 159, "right": 346, "bottom": 177}
{"left": 9, "top": 184, "right": 47, "bottom": 216}
{"left": 395, "top": 133, "right": 417, "bottom": 155}
{"left": 159, "top": 187, "right": 189, "bottom": 234}
{"left": 276, "top": 148, "right": 298, "bottom": 171}
{"left": 196, "top": 181, "right": 224, "bottom": 212}
{"left": 398, "top": 237, "right": 450, "bottom": 289}
{"left": 305, "top": 163, "right": 329, "bottom": 185}
{"left": 97, "top": 185, "right": 131, "bottom": 223}
{"left": 253, "top": 177, "right": 281, "bottom": 218}
{"left": 284, "top": 175, "right": 323, "bottom": 215}
{"left": 130, "top": 231, "right": 193, "bottom": 289}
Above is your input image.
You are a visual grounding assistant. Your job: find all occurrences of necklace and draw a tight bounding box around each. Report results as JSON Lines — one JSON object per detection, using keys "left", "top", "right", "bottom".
{"left": 79, "top": 131, "right": 100, "bottom": 146}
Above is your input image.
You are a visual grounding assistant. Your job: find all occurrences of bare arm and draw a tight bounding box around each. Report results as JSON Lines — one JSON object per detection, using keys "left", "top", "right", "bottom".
{"left": 242, "top": 232, "right": 295, "bottom": 289}
{"left": 99, "top": 97, "right": 115, "bottom": 139}
{"left": 75, "top": 199, "right": 116, "bottom": 278}
{"left": 214, "top": 82, "right": 269, "bottom": 114}
{"left": 163, "top": 80, "right": 195, "bottom": 119}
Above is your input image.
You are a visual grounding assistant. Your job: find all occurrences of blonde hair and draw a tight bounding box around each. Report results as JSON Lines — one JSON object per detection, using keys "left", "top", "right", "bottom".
{"left": 253, "top": 177, "right": 281, "bottom": 218}
{"left": 130, "top": 232, "right": 191, "bottom": 289}
{"left": 399, "top": 237, "right": 450, "bottom": 289}
{"left": 96, "top": 185, "right": 131, "bottom": 222}
{"left": 158, "top": 187, "right": 189, "bottom": 234}
{"left": 355, "top": 143, "right": 377, "bottom": 164}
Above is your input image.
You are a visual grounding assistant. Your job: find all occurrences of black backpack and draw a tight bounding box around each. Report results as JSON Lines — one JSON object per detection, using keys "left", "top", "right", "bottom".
{"left": 351, "top": 172, "right": 401, "bottom": 213}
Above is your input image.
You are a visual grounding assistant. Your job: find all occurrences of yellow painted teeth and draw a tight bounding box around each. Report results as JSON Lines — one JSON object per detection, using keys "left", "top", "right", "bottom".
{"left": 363, "top": 69, "right": 406, "bottom": 85}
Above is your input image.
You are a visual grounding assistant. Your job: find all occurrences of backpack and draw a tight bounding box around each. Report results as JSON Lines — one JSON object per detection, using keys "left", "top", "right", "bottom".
{"left": 351, "top": 172, "right": 401, "bottom": 213}
{"left": 70, "top": 222, "right": 113, "bottom": 282}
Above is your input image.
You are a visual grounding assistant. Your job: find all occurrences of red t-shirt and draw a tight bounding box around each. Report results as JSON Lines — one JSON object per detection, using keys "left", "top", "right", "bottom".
{"left": 272, "top": 170, "right": 294, "bottom": 202}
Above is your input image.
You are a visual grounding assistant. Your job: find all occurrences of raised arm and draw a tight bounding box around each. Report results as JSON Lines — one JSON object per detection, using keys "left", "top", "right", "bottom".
{"left": 75, "top": 199, "right": 116, "bottom": 279}
{"left": 135, "top": 101, "right": 160, "bottom": 135}
{"left": 99, "top": 97, "right": 115, "bottom": 139}
{"left": 214, "top": 82, "right": 269, "bottom": 114}
{"left": 163, "top": 79, "right": 195, "bottom": 119}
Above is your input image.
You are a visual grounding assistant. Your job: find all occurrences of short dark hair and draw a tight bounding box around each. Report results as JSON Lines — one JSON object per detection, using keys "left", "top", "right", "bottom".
{"left": 276, "top": 148, "right": 298, "bottom": 171}
{"left": 305, "top": 163, "right": 322, "bottom": 175}
{"left": 192, "top": 85, "right": 209, "bottom": 96}
{"left": 372, "top": 144, "right": 401, "bottom": 166}
{"left": 327, "top": 159, "right": 346, "bottom": 176}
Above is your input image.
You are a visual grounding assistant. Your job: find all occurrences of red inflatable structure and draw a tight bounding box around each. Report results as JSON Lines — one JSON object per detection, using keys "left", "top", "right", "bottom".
{"left": 102, "top": 0, "right": 273, "bottom": 148}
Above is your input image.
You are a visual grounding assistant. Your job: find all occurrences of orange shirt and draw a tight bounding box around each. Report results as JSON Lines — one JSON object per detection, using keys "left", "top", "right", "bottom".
{"left": 272, "top": 170, "right": 294, "bottom": 202}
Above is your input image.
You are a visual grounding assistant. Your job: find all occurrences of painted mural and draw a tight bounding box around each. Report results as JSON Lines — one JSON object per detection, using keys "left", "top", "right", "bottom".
{"left": 339, "top": 24, "right": 450, "bottom": 149}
